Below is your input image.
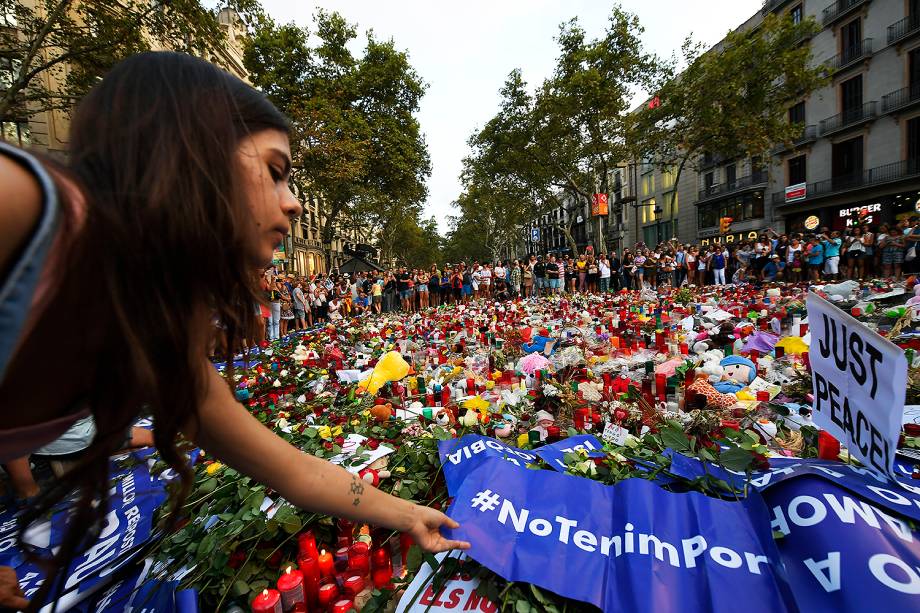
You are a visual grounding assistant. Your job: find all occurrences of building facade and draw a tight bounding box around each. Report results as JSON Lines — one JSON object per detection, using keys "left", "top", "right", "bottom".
{"left": 766, "top": 0, "right": 920, "bottom": 237}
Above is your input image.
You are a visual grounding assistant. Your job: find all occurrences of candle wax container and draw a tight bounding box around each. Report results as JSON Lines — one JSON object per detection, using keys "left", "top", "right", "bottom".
{"left": 318, "top": 549, "right": 335, "bottom": 578}
{"left": 251, "top": 588, "right": 282, "bottom": 613}
{"left": 298, "top": 531, "right": 319, "bottom": 560}
{"left": 277, "top": 567, "right": 306, "bottom": 611}
{"left": 332, "top": 599, "right": 355, "bottom": 613}
{"left": 318, "top": 583, "right": 340, "bottom": 609}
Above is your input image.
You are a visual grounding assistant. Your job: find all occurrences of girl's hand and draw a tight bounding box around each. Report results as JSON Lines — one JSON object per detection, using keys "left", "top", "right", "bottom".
{"left": 406, "top": 505, "right": 471, "bottom": 553}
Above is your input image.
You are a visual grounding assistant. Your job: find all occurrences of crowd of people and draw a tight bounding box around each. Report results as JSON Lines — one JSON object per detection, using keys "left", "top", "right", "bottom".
{"left": 261, "top": 217, "right": 920, "bottom": 341}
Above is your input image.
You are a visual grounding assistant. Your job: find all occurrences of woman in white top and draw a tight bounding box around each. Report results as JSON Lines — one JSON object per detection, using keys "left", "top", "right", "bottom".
{"left": 598, "top": 257, "right": 611, "bottom": 293}
{"left": 861, "top": 223, "right": 875, "bottom": 278}
{"left": 785, "top": 238, "right": 803, "bottom": 284}
{"left": 479, "top": 264, "right": 492, "bottom": 297}
{"left": 845, "top": 227, "right": 867, "bottom": 280}
{"left": 327, "top": 296, "right": 343, "bottom": 321}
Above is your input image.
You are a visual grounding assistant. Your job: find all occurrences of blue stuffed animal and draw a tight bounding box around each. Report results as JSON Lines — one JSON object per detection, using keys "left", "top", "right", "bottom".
{"left": 712, "top": 355, "right": 756, "bottom": 394}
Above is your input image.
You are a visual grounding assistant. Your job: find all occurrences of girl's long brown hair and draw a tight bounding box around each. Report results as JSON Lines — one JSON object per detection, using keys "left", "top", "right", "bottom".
{"left": 17, "top": 52, "right": 289, "bottom": 608}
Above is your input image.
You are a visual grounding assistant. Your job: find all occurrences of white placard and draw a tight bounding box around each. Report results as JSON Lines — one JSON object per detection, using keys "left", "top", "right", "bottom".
{"left": 395, "top": 552, "right": 496, "bottom": 613}
{"left": 602, "top": 422, "right": 629, "bottom": 446}
{"left": 328, "top": 433, "right": 394, "bottom": 473}
{"left": 806, "top": 293, "right": 907, "bottom": 478}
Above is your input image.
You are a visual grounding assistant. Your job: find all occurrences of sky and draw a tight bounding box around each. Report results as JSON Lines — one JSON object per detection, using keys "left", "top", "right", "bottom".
{"left": 260, "top": 0, "right": 764, "bottom": 233}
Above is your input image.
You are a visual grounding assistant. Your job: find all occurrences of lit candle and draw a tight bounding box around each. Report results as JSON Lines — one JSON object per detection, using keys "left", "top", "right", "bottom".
{"left": 277, "top": 566, "right": 306, "bottom": 611}
{"left": 344, "top": 575, "right": 365, "bottom": 599}
{"left": 332, "top": 599, "right": 355, "bottom": 613}
{"left": 317, "top": 548, "right": 335, "bottom": 579}
{"left": 251, "top": 588, "right": 282, "bottom": 613}
{"left": 318, "top": 582, "right": 340, "bottom": 610}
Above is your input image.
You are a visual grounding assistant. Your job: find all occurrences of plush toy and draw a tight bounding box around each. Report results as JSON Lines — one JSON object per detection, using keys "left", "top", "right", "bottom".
{"left": 359, "top": 456, "right": 392, "bottom": 488}
{"left": 494, "top": 415, "right": 518, "bottom": 438}
{"left": 360, "top": 351, "right": 410, "bottom": 394}
{"left": 533, "top": 410, "right": 556, "bottom": 440}
{"left": 712, "top": 355, "right": 756, "bottom": 394}
{"left": 522, "top": 332, "right": 556, "bottom": 355}
{"left": 688, "top": 378, "right": 737, "bottom": 410}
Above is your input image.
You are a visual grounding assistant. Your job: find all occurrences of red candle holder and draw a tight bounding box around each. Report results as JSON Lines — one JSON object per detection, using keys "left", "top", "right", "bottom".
{"left": 370, "top": 546, "right": 390, "bottom": 570}
{"left": 297, "top": 555, "right": 320, "bottom": 609}
{"left": 332, "top": 599, "right": 355, "bottom": 613}
{"left": 344, "top": 575, "right": 365, "bottom": 599}
{"left": 298, "top": 531, "right": 319, "bottom": 560}
{"left": 277, "top": 566, "right": 306, "bottom": 611}
{"left": 318, "top": 583, "right": 340, "bottom": 610}
{"left": 252, "top": 588, "right": 282, "bottom": 613}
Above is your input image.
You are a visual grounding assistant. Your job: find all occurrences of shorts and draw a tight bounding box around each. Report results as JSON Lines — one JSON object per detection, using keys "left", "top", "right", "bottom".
{"left": 549, "top": 278, "right": 561, "bottom": 289}
{"left": 294, "top": 308, "right": 306, "bottom": 319}
{"left": 480, "top": 279, "right": 491, "bottom": 287}
{"left": 462, "top": 284, "right": 472, "bottom": 296}
{"left": 535, "top": 277, "right": 544, "bottom": 289}
{"left": 846, "top": 251, "right": 863, "bottom": 260}
{"left": 399, "top": 289, "right": 412, "bottom": 299}
{"left": 824, "top": 256, "right": 839, "bottom": 275}
{"left": 372, "top": 295, "right": 381, "bottom": 303}
{"left": 883, "top": 248, "right": 904, "bottom": 265}
{"left": 417, "top": 284, "right": 428, "bottom": 293}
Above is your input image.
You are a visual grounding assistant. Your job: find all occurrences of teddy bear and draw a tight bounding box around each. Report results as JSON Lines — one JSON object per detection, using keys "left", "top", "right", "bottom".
{"left": 358, "top": 455, "right": 392, "bottom": 488}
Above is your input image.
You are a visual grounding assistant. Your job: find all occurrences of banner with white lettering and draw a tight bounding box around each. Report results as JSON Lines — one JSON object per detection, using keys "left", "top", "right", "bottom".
{"left": 663, "top": 450, "right": 920, "bottom": 522}
{"left": 806, "top": 292, "right": 907, "bottom": 479}
{"left": 438, "top": 435, "right": 537, "bottom": 493}
{"left": 535, "top": 435, "right": 606, "bottom": 472}
{"left": 444, "top": 458, "right": 797, "bottom": 612}
{"left": 765, "top": 476, "right": 920, "bottom": 611}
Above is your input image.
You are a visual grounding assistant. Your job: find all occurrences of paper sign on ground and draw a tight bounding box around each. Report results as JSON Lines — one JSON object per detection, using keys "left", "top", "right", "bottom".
{"left": 806, "top": 292, "right": 907, "bottom": 479}
{"left": 395, "top": 552, "right": 496, "bottom": 613}
{"left": 328, "top": 433, "right": 394, "bottom": 473}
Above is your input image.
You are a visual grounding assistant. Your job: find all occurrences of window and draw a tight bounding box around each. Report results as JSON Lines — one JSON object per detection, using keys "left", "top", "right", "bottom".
{"left": 697, "top": 192, "right": 765, "bottom": 229}
{"left": 725, "top": 163, "right": 737, "bottom": 188}
{"left": 841, "top": 18, "right": 861, "bottom": 60}
{"left": 642, "top": 172, "right": 655, "bottom": 196}
{"left": 660, "top": 165, "right": 677, "bottom": 189}
{"left": 832, "top": 136, "right": 863, "bottom": 189}
{"left": 662, "top": 191, "right": 678, "bottom": 218}
{"left": 790, "top": 4, "right": 803, "bottom": 25}
{"left": 789, "top": 101, "right": 805, "bottom": 126}
{"left": 0, "top": 120, "right": 30, "bottom": 147}
{"left": 704, "top": 171, "right": 714, "bottom": 193}
{"left": 788, "top": 155, "right": 807, "bottom": 186}
{"left": 642, "top": 198, "right": 657, "bottom": 223}
{"left": 841, "top": 75, "right": 863, "bottom": 118}
{"left": 908, "top": 117, "right": 920, "bottom": 166}
{"left": 911, "top": 48, "right": 920, "bottom": 94}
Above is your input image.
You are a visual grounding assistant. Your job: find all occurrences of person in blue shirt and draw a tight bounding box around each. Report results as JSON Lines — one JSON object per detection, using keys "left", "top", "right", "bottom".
{"left": 807, "top": 237, "right": 824, "bottom": 283}
{"left": 821, "top": 230, "right": 843, "bottom": 281}
{"left": 761, "top": 255, "right": 786, "bottom": 282}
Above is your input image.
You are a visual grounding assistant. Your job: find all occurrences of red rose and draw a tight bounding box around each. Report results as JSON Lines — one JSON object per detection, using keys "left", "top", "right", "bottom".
{"left": 334, "top": 436, "right": 345, "bottom": 446}
{"left": 323, "top": 441, "right": 333, "bottom": 451}
{"left": 228, "top": 549, "right": 246, "bottom": 569}
{"left": 366, "top": 439, "right": 380, "bottom": 450}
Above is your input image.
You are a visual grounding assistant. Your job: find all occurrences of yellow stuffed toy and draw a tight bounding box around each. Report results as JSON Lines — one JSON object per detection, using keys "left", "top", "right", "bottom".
{"left": 360, "top": 351, "right": 410, "bottom": 395}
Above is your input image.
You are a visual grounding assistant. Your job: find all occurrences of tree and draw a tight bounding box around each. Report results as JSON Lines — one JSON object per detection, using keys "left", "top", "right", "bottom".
{"left": 633, "top": 13, "right": 828, "bottom": 234}
{"left": 244, "top": 11, "right": 431, "bottom": 269}
{"left": 459, "top": 7, "right": 657, "bottom": 256}
{"left": 0, "top": 0, "right": 262, "bottom": 121}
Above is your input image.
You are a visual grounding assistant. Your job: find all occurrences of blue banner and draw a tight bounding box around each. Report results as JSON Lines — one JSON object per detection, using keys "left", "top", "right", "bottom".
{"left": 444, "top": 458, "right": 797, "bottom": 613}
{"left": 764, "top": 476, "right": 920, "bottom": 611}
{"left": 535, "top": 435, "right": 606, "bottom": 472}
{"left": 663, "top": 450, "right": 920, "bottom": 522}
{"left": 438, "top": 435, "right": 537, "bottom": 494}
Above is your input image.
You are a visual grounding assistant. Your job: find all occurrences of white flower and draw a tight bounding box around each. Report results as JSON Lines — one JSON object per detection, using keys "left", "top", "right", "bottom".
{"left": 296, "top": 394, "right": 307, "bottom": 403}
{"left": 541, "top": 384, "right": 559, "bottom": 397}
{"left": 272, "top": 379, "right": 281, "bottom": 388}
{"left": 280, "top": 369, "right": 289, "bottom": 377}
{"left": 264, "top": 349, "right": 274, "bottom": 357}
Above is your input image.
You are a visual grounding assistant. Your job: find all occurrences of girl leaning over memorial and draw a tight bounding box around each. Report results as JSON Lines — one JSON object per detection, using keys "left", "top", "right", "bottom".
{"left": 0, "top": 52, "right": 466, "bottom": 609}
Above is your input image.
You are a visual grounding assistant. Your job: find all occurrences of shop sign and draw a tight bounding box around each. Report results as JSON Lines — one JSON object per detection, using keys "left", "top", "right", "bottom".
{"left": 838, "top": 203, "right": 881, "bottom": 228}
{"left": 804, "top": 216, "right": 820, "bottom": 230}
{"left": 699, "top": 230, "right": 760, "bottom": 247}
{"left": 785, "top": 183, "right": 807, "bottom": 203}
{"left": 591, "top": 193, "right": 609, "bottom": 216}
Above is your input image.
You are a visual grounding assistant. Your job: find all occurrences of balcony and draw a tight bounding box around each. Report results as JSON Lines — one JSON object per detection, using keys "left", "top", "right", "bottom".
{"left": 822, "top": 0, "right": 870, "bottom": 27}
{"left": 817, "top": 101, "right": 877, "bottom": 137}
{"left": 772, "top": 158, "right": 920, "bottom": 206}
{"left": 761, "top": 0, "right": 796, "bottom": 14}
{"left": 293, "top": 236, "right": 325, "bottom": 250}
{"left": 697, "top": 172, "right": 768, "bottom": 203}
{"left": 882, "top": 84, "right": 920, "bottom": 114}
{"left": 826, "top": 39, "right": 872, "bottom": 73}
{"left": 888, "top": 15, "right": 920, "bottom": 45}
{"left": 772, "top": 124, "right": 818, "bottom": 154}
{"left": 698, "top": 153, "right": 726, "bottom": 170}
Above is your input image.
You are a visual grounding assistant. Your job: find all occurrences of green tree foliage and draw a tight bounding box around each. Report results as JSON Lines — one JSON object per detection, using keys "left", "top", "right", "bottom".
{"left": 244, "top": 11, "right": 431, "bottom": 268}
{"left": 458, "top": 6, "right": 656, "bottom": 256}
{"left": 0, "top": 0, "right": 261, "bottom": 120}
{"left": 634, "top": 13, "right": 829, "bottom": 220}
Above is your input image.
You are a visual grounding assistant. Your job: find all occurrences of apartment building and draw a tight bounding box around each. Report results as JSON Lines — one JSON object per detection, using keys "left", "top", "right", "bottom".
{"left": 690, "top": 0, "right": 920, "bottom": 247}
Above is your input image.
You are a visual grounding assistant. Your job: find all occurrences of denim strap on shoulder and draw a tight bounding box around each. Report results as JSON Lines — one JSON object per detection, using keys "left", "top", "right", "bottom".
{"left": 0, "top": 141, "right": 60, "bottom": 382}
